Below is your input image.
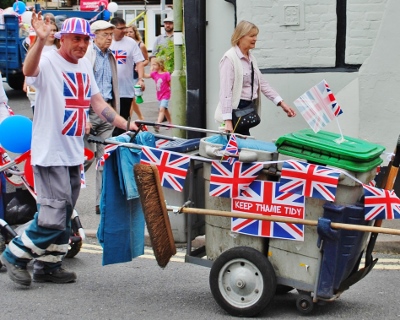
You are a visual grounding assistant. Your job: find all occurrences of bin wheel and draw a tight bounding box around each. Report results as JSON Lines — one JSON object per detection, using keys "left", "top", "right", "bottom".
{"left": 209, "top": 246, "right": 276, "bottom": 317}
{"left": 296, "top": 294, "right": 314, "bottom": 315}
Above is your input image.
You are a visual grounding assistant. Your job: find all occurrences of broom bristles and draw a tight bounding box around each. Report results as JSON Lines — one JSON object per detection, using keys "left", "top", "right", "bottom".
{"left": 134, "top": 164, "right": 176, "bottom": 268}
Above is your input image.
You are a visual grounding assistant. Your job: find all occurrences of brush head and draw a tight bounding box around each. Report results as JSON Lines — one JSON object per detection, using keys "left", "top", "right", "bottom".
{"left": 134, "top": 164, "right": 176, "bottom": 268}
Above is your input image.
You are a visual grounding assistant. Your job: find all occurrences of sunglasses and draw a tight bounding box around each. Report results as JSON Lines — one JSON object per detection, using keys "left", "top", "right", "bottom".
{"left": 116, "top": 26, "right": 127, "bottom": 30}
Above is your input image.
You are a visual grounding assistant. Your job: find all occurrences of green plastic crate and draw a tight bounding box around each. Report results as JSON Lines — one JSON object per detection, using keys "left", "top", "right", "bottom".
{"left": 275, "top": 129, "right": 385, "bottom": 172}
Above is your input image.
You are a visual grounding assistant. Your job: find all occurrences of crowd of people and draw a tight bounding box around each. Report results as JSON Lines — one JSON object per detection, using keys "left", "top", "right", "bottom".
{"left": 0, "top": 10, "right": 296, "bottom": 288}
{"left": 0, "top": 11, "right": 177, "bottom": 288}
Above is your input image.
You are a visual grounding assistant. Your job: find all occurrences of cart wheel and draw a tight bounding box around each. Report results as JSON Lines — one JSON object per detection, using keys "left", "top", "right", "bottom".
{"left": 209, "top": 246, "right": 276, "bottom": 317}
{"left": 296, "top": 294, "right": 314, "bottom": 315}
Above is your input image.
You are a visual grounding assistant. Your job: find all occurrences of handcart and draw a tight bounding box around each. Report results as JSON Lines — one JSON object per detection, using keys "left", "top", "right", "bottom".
{"left": 98, "top": 123, "right": 400, "bottom": 317}
{"left": 173, "top": 129, "right": 399, "bottom": 317}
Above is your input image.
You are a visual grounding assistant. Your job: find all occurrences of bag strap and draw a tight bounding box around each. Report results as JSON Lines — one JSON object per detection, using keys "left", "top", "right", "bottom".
{"left": 250, "top": 62, "right": 254, "bottom": 100}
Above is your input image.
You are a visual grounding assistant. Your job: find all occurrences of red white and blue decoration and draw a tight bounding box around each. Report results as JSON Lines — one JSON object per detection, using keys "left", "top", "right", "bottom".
{"left": 279, "top": 160, "right": 340, "bottom": 201}
{"left": 362, "top": 184, "right": 400, "bottom": 220}
{"left": 96, "top": 144, "right": 119, "bottom": 169}
{"left": 222, "top": 134, "right": 239, "bottom": 165}
{"left": 140, "top": 147, "right": 190, "bottom": 192}
{"left": 294, "top": 79, "right": 343, "bottom": 133}
{"left": 209, "top": 161, "right": 263, "bottom": 198}
{"left": 112, "top": 50, "right": 127, "bottom": 64}
{"left": 232, "top": 180, "right": 305, "bottom": 241}
{"left": 62, "top": 72, "right": 91, "bottom": 137}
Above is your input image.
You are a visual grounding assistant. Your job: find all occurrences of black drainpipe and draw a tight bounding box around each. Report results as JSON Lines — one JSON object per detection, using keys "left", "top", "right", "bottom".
{"left": 184, "top": 0, "right": 207, "bottom": 138}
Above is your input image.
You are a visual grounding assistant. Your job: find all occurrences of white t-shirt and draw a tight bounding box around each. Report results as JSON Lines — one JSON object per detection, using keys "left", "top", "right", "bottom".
{"left": 110, "top": 36, "right": 144, "bottom": 98}
{"left": 26, "top": 44, "right": 58, "bottom": 107}
{"left": 26, "top": 50, "right": 99, "bottom": 166}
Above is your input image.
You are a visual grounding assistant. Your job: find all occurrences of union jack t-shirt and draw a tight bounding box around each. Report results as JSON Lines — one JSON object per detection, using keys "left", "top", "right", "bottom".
{"left": 26, "top": 51, "right": 99, "bottom": 166}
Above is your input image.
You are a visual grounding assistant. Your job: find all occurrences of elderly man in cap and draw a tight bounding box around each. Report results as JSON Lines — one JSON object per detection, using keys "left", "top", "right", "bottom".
{"left": 151, "top": 16, "right": 174, "bottom": 58}
{"left": 0, "top": 12, "right": 139, "bottom": 287}
{"left": 84, "top": 20, "right": 119, "bottom": 216}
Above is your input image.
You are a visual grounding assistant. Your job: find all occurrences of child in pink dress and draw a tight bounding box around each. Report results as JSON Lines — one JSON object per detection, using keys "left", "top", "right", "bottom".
{"left": 145, "top": 57, "right": 172, "bottom": 132}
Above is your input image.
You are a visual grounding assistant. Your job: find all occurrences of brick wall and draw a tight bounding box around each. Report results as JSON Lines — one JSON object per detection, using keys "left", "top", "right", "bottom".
{"left": 346, "top": 0, "right": 387, "bottom": 65}
{"left": 235, "top": 0, "right": 387, "bottom": 69}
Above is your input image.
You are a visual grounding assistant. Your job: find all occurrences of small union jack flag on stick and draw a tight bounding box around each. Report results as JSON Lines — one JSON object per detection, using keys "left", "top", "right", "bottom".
{"left": 221, "top": 134, "right": 239, "bottom": 165}
{"left": 294, "top": 79, "right": 343, "bottom": 134}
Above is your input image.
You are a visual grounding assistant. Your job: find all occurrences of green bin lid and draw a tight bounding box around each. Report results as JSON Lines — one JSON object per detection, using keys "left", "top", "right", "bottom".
{"left": 275, "top": 129, "right": 385, "bottom": 172}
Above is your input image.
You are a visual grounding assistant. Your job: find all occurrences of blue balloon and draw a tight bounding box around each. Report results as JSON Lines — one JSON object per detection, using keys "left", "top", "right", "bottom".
{"left": 0, "top": 115, "right": 32, "bottom": 154}
{"left": 102, "top": 10, "right": 111, "bottom": 21}
{"left": 13, "top": 1, "right": 26, "bottom": 15}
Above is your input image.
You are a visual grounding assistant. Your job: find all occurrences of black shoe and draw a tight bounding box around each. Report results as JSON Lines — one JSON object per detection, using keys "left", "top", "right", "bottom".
{"left": 0, "top": 253, "right": 31, "bottom": 286}
{"left": 95, "top": 205, "right": 100, "bottom": 215}
{"left": 33, "top": 268, "right": 77, "bottom": 283}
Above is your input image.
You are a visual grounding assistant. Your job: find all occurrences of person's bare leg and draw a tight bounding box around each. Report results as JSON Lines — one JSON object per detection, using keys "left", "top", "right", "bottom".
{"left": 164, "top": 108, "right": 172, "bottom": 124}
{"left": 130, "top": 98, "right": 144, "bottom": 120}
{"left": 157, "top": 107, "right": 166, "bottom": 124}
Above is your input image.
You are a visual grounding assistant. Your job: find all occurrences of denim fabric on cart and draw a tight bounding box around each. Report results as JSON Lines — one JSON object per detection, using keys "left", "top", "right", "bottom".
{"left": 97, "top": 132, "right": 156, "bottom": 265}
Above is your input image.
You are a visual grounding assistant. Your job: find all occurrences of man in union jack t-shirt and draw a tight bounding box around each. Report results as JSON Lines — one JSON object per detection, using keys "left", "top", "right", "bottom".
{"left": 110, "top": 17, "right": 145, "bottom": 135}
{"left": 0, "top": 15, "right": 139, "bottom": 288}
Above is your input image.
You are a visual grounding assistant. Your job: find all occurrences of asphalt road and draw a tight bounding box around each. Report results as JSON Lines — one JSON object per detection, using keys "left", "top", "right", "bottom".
{"left": 0, "top": 248, "right": 399, "bottom": 320}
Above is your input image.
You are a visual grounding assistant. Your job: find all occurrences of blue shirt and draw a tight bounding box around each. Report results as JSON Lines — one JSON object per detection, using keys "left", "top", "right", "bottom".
{"left": 93, "top": 44, "right": 113, "bottom": 101}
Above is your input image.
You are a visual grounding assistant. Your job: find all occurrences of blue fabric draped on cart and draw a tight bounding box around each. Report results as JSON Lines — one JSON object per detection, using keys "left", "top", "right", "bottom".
{"left": 97, "top": 132, "right": 156, "bottom": 266}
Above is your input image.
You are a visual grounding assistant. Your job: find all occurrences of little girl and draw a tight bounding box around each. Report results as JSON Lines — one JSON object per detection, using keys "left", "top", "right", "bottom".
{"left": 144, "top": 57, "right": 172, "bottom": 132}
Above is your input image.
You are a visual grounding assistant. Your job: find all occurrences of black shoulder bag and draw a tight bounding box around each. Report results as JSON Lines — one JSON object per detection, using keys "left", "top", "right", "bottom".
{"left": 232, "top": 62, "right": 261, "bottom": 132}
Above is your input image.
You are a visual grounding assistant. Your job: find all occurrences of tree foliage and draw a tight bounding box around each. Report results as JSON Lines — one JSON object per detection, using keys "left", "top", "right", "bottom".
{"left": 156, "top": 39, "right": 186, "bottom": 74}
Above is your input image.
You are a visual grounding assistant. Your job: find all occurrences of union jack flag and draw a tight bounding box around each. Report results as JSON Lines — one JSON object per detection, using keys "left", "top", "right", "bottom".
{"left": 324, "top": 80, "right": 343, "bottom": 117}
{"left": 279, "top": 160, "right": 340, "bottom": 201}
{"left": 222, "top": 134, "right": 239, "bottom": 165}
{"left": 80, "top": 164, "right": 86, "bottom": 188}
{"left": 96, "top": 144, "right": 119, "bottom": 170}
{"left": 62, "top": 72, "right": 90, "bottom": 136}
{"left": 232, "top": 180, "right": 305, "bottom": 241}
{"left": 140, "top": 147, "right": 190, "bottom": 192}
{"left": 362, "top": 184, "right": 400, "bottom": 220}
{"left": 209, "top": 161, "right": 263, "bottom": 198}
{"left": 294, "top": 80, "right": 343, "bottom": 133}
{"left": 1, "top": 103, "right": 14, "bottom": 116}
{"left": 112, "top": 50, "right": 127, "bottom": 64}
